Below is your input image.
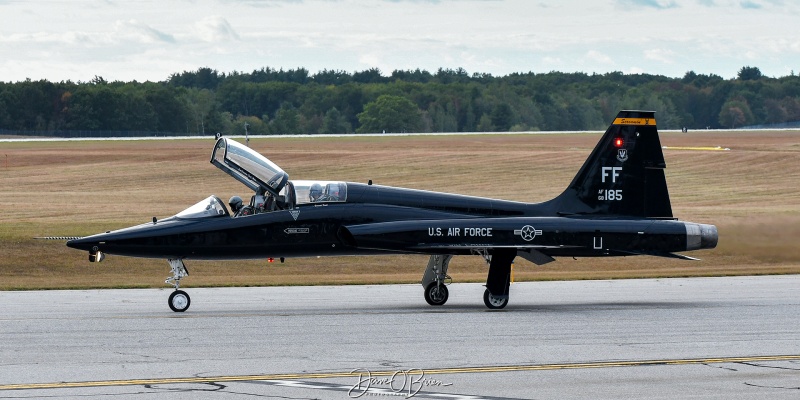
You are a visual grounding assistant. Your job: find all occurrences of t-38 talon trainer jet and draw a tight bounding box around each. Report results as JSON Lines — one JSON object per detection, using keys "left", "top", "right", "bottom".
{"left": 67, "top": 110, "right": 717, "bottom": 312}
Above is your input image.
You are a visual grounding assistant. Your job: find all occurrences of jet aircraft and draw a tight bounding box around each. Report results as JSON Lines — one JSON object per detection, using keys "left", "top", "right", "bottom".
{"left": 67, "top": 110, "right": 718, "bottom": 312}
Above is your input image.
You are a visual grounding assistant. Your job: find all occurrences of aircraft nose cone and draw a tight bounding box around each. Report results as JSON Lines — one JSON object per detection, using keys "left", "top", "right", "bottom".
{"left": 66, "top": 237, "right": 97, "bottom": 251}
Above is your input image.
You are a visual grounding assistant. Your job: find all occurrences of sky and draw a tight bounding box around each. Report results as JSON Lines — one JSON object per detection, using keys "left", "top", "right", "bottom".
{"left": 1, "top": 0, "right": 799, "bottom": 83}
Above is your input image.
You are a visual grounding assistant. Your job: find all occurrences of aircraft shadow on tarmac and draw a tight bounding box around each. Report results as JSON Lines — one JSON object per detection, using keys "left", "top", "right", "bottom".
{"left": 411, "top": 300, "right": 714, "bottom": 313}
{"left": 152, "top": 300, "right": 716, "bottom": 318}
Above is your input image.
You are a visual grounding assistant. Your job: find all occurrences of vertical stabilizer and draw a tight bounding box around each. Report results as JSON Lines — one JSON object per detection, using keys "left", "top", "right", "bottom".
{"left": 552, "top": 110, "right": 673, "bottom": 218}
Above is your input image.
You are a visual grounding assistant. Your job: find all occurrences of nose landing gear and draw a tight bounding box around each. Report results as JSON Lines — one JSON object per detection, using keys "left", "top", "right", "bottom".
{"left": 166, "top": 259, "right": 190, "bottom": 312}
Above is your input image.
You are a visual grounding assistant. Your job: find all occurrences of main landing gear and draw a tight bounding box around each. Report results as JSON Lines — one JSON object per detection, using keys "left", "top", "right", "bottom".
{"left": 482, "top": 249, "right": 515, "bottom": 310}
{"left": 421, "top": 250, "right": 515, "bottom": 309}
{"left": 421, "top": 255, "right": 452, "bottom": 306}
{"left": 166, "top": 259, "right": 190, "bottom": 312}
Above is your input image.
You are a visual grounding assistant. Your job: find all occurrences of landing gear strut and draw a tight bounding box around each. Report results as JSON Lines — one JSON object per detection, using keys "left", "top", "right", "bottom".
{"left": 421, "top": 255, "right": 452, "bottom": 306}
{"left": 166, "top": 259, "right": 190, "bottom": 312}
{"left": 483, "top": 249, "right": 515, "bottom": 310}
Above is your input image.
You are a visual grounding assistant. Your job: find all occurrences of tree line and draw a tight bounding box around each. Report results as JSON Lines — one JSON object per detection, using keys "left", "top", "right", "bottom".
{"left": 1, "top": 66, "right": 799, "bottom": 136}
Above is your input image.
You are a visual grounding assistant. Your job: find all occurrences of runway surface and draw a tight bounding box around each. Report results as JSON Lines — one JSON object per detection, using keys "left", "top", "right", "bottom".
{"left": 1, "top": 276, "right": 800, "bottom": 399}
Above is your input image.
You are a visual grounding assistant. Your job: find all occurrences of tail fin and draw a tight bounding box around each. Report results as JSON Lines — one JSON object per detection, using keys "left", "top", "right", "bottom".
{"left": 551, "top": 110, "right": 673, "bottom": 218}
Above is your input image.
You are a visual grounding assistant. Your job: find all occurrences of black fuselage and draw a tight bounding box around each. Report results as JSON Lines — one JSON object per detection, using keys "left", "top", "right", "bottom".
{"left": 66, "top": 182, "right": 712, "bottom": 261}
{"left": 68, "top": 110, "right": 719, "bottom": 267}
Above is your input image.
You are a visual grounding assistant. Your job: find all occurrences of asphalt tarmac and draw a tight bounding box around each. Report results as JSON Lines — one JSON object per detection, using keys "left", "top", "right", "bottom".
{"left": 1, "top": 276, "right": 800, "bottom": 399}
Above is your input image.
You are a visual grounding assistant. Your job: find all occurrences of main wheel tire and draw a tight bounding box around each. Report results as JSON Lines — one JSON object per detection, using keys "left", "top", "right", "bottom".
{"left": 483, "top": 289, "right": 508, "bottom": 310}
{"left": 168, "top": 290, "right": 191, "bottom": 312}
{"left": 424, "top": 282, "right": 449, "bottom": 306}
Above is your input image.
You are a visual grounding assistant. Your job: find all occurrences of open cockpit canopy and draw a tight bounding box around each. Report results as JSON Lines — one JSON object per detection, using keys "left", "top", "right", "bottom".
{"left": 211, "top": 138, "right": 289, "bottom": 197}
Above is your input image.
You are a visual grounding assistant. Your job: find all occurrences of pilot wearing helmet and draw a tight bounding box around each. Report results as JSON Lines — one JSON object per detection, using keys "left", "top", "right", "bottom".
{"left": 327, "top": 183, "right": 341, "bottom": 201}
{"left": 229, "top": 196, "right": 254, "bottom": 217}
{"left": 229, "top": 196, "right": 244, "bottom": 213}
{"left": 309, "top": 183, "right": 324, "bottom": 202}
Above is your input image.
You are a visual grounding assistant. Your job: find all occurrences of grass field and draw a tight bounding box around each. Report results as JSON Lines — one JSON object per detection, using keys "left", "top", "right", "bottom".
{"left": 1, "top": 130, "right": 799, "bottom": 290}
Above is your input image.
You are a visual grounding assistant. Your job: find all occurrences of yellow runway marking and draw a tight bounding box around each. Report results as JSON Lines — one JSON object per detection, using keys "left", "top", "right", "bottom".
{"left": 2, "top": 355, "right": 799, "bottom": 391}
{"left": 662, "top": 146, "right": 731, "bottom": 151}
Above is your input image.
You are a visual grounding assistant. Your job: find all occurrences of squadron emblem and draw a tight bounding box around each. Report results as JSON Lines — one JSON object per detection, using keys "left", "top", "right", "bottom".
{"left": 617, "top": 148, "right": 628, "bottom": 162}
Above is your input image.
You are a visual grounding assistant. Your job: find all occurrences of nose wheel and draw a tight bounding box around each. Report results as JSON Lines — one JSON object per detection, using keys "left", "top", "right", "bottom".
{"left": 168, "top": 290, "right": 191, "bottom": 312}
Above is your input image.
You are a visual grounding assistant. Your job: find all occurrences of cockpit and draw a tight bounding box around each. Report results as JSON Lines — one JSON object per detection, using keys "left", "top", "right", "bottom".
{"left": 209, "top": 137, "right": 348, "bottom": 217}
{"left": 289, "top": 180, "right": 348, "bottom": 205}
{"left": 175, "top": 195, "right": 230, "bottom": 219}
